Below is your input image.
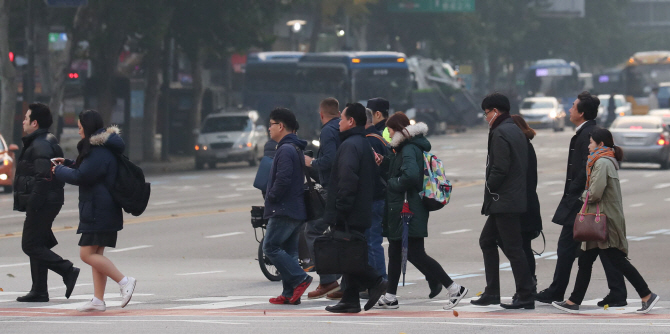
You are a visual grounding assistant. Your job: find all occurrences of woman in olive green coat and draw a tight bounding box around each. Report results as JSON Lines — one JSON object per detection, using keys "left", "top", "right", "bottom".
{"left": 374, "top": 112, "right": 468, "bottom": 311}
{"left": 553, "top": 128, "right": 659, "bottom": 314}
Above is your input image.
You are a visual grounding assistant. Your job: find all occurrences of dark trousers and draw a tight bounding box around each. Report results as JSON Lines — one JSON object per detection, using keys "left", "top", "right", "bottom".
{"left": 340, "top": 227, "right": 383, "bottom": 304}
{"left": 521, "top": 232, "right": 536, "bottom": 278}
{"left": 546, "top": 224, "right": 627, "bottom": 300}
{"left": 21, "top": 204, "right": 73, "bottom": 293}
{"left": 387, "top": 237, "right": 453, "bottom": 295}
{"left": 569, "top": 248, "right": 650, "bottom": 305}
{"left": 479, "top": 213, "right": 534, "bottom": 300}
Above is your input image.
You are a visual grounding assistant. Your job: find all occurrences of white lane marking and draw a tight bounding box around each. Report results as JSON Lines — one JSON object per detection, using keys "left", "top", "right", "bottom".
{"left": 464, "top": 203, "right": 481, "bottom": 208}
{"left": 545, "top": 255, "right": 559, "bottom": 260}
{"left": 535, "top": 251, "right": 558, "bottom": 259}
{"left": 51, "top": 293, "right": 153, "bottom": 300}
{"left": 48, "top": 283, "right": 93, "bottom": 291}
{"left": 666, "top": 198, "right": 670, "bottom": 202}
{"left": 619, "top": 179, "right": 629, "bottom": 183}
{"left": 176, "top": 270, "right": 227, "bottom": 276}
{"left": 630, "top": 203, "right": 645, "bottom": 208}
{"left": 542, "top": 181, "right": 564, "bottom": 185}
{"left": 654, "top": 183, "right": 670, "bottom": 189}
{"left": 205, "top": 232, "right": 245, "bottom": 239}
{"left": 627, "top": 236, "right": 655, "bottom": 241}
{"left": 0, "top": 213, "right": 25, "bottom": 219}
{"left": 152, "top": 200, "right": 178, "bottom": 206}
{"left": 441, "top": 229, "right": 472, "bottom": 235}
{"left": 644, "top": 172, "right": 658, "bottom": 178}
{"left": 549, "top": 191, "right": 564, "bottom": 196}
{"left": 451, "top": 274, "right": 483, "bottom": 279}
{"left": 108, "top": 245, "right": 153, "bottom": 253}
{"left": 175, "top": 296, "right": 273, "bottom": 302}
{"left": 381, "top": 241, "right": 389, "bottom": 246}
{"left": 647, "top": 229, "right": 670, "bottom": 235}
{"left": 0, "top": 262, "right": 29, "bottom": 268}
{"left": 218, "top": 174, "right": 241, "bottom": 179}
{"left": 33, "top": 300, "right": 142, "bottom": 309}
{"left": 235, "top": 187, "right": 256, "bottom": 191}
{"left": 217, "top": 194, "right": 242, "bottom": 199}
{"left": 398, "top": 282, "right": 416, "bottom": 286}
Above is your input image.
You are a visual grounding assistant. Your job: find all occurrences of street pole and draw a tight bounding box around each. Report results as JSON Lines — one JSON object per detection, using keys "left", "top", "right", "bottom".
{"left": 160, "top": 36, "right": 173, "bottom": 161}
{"left": 24, "top": 0, "right": 35, "bottom": 105}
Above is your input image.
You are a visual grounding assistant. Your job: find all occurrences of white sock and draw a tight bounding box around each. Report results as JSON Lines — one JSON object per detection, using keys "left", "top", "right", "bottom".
{"left": 447, "top": 282, "right": 460, "bottom": 294}
{"left": 91, "top": 297, "right": 105, "bottom": 305}
{"left": 384, "top": 293, "right": 397, "bottom": 300}
{"left": 119, "top": 276, "right": 128, "bottom": 286}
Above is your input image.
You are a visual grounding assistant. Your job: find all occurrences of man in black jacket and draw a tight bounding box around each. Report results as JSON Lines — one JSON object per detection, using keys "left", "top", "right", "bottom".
{"left": 536, "top": 92, "right": 627, "bottom": 306}
{"left": 471, "top": 93, "right": 535, "bottom": 309}
{"left": 13, "top": 103, "right": 79, "bottom": 302}
{"left": 323, "top": 103, "right": 388, "bottom": 313}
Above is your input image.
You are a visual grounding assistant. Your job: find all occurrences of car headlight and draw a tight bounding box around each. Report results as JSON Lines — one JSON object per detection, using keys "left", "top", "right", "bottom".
{"left": 549, "top": 110, "right": 557, "bottom": 119}
{"left": 0, "top": 174, "right": 7, "bottom": 180}
{"left": 312, "top": 140, "right": 320, "bottom": 147}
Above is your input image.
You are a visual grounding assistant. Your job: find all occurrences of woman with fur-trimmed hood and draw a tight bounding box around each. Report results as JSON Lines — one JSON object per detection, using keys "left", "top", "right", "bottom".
{"left": 53, "top": 110, "right": 136, "bottom": 313}
{"left": 374, "top": 112, "right": 468, "bottom": 310}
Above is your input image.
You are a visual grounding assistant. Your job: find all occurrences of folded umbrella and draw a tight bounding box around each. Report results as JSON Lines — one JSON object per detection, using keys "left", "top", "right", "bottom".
{"left": 400, "top": 193, "right": 413, "bottom": 286}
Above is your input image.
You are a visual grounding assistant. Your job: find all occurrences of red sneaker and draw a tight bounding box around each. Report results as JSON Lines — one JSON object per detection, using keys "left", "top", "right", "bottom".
{"left": 269, "top": 295, "right": 301, "bottom": 305}
{"left": 289, "top": 275, "right": 313, "bottom": 304}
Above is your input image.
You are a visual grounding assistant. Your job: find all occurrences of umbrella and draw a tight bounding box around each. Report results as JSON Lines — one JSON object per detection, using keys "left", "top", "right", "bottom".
{"left": 400, "top": 193, "right": 413, "bottom": 286}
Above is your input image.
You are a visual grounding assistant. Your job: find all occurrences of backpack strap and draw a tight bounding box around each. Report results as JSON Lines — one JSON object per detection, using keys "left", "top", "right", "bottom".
{"left": 366, "top": 133, "right": 388, "bottom": 146}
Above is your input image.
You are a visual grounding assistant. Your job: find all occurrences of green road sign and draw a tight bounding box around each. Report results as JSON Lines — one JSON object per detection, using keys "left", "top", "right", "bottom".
{"left": 388, "top": 0, "right": 475, "bottom": 13}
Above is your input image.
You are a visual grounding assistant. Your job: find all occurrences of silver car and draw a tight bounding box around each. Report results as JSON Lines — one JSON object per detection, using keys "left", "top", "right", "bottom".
{"left": 597, "top": 94, "right": 632, "bottom": 124}
{"left": 610, "top": 116, "right": 670, "bottom": 169}
{"left": 519, "top": 97, "right": 566, "bottom": 131}
{"left": 194, "top": 111, "right": 268, "bottom": 169}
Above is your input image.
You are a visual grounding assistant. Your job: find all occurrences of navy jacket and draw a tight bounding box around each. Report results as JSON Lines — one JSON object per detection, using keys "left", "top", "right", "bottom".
{"left": 55, "top": 127, "right": 124, "bottom": 234}
{"left": 365, "top": 126, "right": 389, "bottom": 201}
{"left": 324, "top": 126, "right": 376, "bottom": 230}
{"left": 311, "top": 117, "right": 340, "bottom": 188}
{"left": 264, "top": 134, "right": 307, "bottom": 220}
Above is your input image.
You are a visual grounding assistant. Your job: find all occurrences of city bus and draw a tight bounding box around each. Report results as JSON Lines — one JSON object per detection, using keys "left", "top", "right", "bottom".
{"left": 621, "top": 51, "right": 670, "bottom": 115}
{"left": 243, "top": 51, "right": 413, "bottom": 140}
{"left": 523, "top": 59, "right": 581, "bottom": 113}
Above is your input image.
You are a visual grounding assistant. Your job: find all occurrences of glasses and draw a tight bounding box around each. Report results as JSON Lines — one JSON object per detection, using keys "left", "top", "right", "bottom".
{"left": 484, "top": 108, "right": 497, "bottom": 115}
{"left": 269, "top": 122, "right": 280, "bottom": 127}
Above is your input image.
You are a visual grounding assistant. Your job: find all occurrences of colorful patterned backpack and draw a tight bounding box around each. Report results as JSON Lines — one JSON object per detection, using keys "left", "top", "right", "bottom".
{"left": 420, "top": 152, "right": 452, "bottom": 211}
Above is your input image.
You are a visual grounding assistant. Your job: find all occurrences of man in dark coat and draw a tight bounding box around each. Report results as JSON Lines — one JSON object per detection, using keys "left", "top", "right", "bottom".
{"left": 263, "top": 108, "right": 312, "bottom": 305}
{"left": 367, "top": 97, "right": 391, "bottom": 142}
{"left": 536, "top": 92, "right": 627, "bottom": 306}
{"left": 471, "top": 93, "right": 535, "bottom": 309}
{"left": 13, "top": 103, "right": 79, "bottom": 302}
{"left": 323, "top": 102, "right": 388, "bottom": 313}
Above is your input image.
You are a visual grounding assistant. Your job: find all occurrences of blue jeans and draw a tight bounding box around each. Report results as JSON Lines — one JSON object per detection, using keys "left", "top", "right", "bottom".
{"left": 263, "top": 216, "right": 308, "bottom": 297}
{"left": 365, "top": 200, "right": 387, "bottom": 279}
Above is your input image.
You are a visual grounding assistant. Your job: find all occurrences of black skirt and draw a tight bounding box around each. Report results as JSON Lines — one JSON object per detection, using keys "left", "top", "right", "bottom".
{"left": 78, "top": 232, "right": 118, "bottom": 248}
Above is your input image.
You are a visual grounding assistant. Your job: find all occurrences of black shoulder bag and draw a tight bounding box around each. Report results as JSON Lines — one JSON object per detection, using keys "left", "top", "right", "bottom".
{"left": 290, "top": 144, "right": 325, "bottom": 221}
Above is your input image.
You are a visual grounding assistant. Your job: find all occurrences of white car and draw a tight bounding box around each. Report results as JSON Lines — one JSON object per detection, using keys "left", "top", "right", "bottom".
{"left": 194, "top": 110, "right": 268, "bottom": 169}
{"left": 519, "top": 97, "right": 566, "bottom": 131}
{"left": 648, "top": 109, "right": 670, "bottom": 125}
{"left": 597, "top": 94, "right": 632, "bottom": 124}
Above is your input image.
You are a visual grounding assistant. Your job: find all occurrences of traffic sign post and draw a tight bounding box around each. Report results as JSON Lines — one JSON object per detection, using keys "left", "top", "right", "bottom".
{"left": 388, "top": 0, "right": 475, "bottom": 13}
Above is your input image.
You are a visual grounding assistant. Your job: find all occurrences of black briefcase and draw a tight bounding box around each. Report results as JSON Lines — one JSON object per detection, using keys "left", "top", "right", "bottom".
{"left": 313, "top": 229, "right": 368, "bottom": 275}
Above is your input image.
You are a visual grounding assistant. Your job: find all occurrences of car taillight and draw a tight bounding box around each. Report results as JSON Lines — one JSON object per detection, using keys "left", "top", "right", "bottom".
{"left": 659, "top": 134, "right": 668, "bottom": 146}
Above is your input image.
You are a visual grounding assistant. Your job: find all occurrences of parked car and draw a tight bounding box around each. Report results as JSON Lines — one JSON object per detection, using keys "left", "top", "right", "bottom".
{"left": 648, "top": 109, "right": 670, "bottom": 125}
{"left": 0, "top": 133, "right": 19, "bottom": 193}
{"left": 597, "top": 94, "right": 632, "bottom": 124}
{"left": 519, "top": 97, "right": 565, "bottom": 131}
{"left": 194, "top": 110, "right": 268, "bottom": 169}
{"left": 610, "top": 116, "right": 670, "bottom": 169}
{"left": 656, "top": 82, "right": 670, "bottom": 109}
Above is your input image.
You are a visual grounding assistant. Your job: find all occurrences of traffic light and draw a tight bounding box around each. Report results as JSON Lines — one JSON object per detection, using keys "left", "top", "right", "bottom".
{"left": 8, "top": 52, "right": 14, "bottom": 62}
{"left": 68, "top": 72, "right": 79, "bottom": 79}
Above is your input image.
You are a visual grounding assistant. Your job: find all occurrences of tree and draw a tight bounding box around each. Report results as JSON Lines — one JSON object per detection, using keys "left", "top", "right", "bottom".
{"left": 0, "top": 0, "right": 17, "bottom": 143}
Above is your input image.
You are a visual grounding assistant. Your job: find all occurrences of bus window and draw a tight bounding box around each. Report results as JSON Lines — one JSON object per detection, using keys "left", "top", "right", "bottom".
{"left": 352, "top": 68, "right": 412, "bottom": 105}
{"left": 623, "top": 64, "right": 670, "bottom": 98}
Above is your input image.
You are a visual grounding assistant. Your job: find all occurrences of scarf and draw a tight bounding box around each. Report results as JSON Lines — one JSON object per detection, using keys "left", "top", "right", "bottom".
{"left": 586, "top": 146, "right": 616, "bottom": 189}
{"left": 489, "top": 112, "right": 511, "bottom": 131}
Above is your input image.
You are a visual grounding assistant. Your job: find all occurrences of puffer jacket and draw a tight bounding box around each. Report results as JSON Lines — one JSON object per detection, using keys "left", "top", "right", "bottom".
{"left": 381, "top": 123, "right": 430, "bottom": 240}
{"left": 263, "top": 133, "right": 308, "bottom": 220}
{"left": 54, "top": 126, "right": 124, "bottom": 233}
{"left": 13, "top": 129, "right": 65, "bottom": 212}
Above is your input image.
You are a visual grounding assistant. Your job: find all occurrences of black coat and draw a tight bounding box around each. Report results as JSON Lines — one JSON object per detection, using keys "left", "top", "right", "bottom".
{"left": 522, "top": 140, "right": 542, "bottom": 233}
{"left": 13, "top": 129, "right": 65, "bottom": 212}
{"left": 54, "top": 127, "right": 124, "bottom": 233}
{"left": 324, "top": 126, "right": 376, "bottom": 230}
{"left": 482, "top": 117, "right": 528, "bottom": 215}
{"left": 552, "top": 120, "right": 598, "bottom": 226}
{"left": 263, "top": 134, "right": 307, "bottom": 221}
{"left": 311, "top": 117, "right": 340, "bottom": 188}
{"left": 365, "top": 126, "right": 389, "bottom": 201}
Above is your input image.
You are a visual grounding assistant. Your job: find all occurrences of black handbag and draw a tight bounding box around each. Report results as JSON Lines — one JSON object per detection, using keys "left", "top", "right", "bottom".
{"left": 290, "top": 144, "right": 325, "bottom": 221}
{"left": 313, "top": 227, "right": 368, "bottom": 275}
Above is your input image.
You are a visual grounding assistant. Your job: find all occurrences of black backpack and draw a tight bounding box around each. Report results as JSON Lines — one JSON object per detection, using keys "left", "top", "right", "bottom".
{"left": 108, "top": 153, "right": 151, "bottom": 216}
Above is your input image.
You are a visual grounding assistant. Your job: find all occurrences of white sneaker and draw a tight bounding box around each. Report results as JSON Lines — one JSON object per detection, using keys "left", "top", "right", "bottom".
{"left": 443, "top": 284, "right": 468, "bottom": 310}
{"left": 374, "top": 295, "right": 399, "bottom": 309}
{"left": 119, "top": 277, "right": 137, "bottom": 308}
{"left": 77, "top": 299, "right": 106, "bottom": 312}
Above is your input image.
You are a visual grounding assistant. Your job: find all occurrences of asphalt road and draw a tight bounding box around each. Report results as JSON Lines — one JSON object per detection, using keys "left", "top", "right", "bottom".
{"left": 2, "top": 127, "right": 670, "bottom": 333}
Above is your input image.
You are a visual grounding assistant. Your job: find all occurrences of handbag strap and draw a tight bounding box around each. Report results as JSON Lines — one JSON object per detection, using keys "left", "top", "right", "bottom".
{"left": 290, "top": 144, "right": 315, "bottom": 192}
{"left": 580, "top": 191, "right": 602, "bottom": 222}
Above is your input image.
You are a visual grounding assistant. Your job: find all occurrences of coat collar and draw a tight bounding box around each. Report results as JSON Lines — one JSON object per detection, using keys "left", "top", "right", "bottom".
{"left": 22, "top": 128, "right": 49, "bottom": 146}
{"left": 90, "top": 126, "right": 120, "bottom": 146}
{"left": 576, "top": 120, "right": 596, "bottom": 135}
{"left": 389, "top": 122, "right": 428, "bottom": 148}
{"left": 339, "top": 126, "right": 366, "bottom": 141}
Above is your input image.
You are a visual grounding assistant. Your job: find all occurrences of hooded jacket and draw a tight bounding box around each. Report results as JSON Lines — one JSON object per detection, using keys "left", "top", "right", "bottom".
{"left": 54, "top": 126, "right": 124, "bottom": 233}
{"left": 13, "top": 128, "right": 65, "bottom": 212}
{"left": 264, "top": 133, "right": 307, "bottom": 220}
{"left": 381, "top": 123, "right": 431, "bottom": 240}
{"left": 323, "top": 126, "right": 376, "bottom": 230}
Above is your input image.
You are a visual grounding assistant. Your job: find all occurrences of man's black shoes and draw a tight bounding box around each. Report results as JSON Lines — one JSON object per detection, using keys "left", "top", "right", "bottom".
{"left": 364, "top": 278, "right": 389, "bottom": 311}
{"left": 64, "top": 267, "right": 80, "bottom": 299}
{"left": 501, "top": 299, "right": 535, "bottom": 309}
{"left": 597, "top": 295, "right": 627, "bottom": 307}
{"left": 535, "top": 289, "right": 560, "bottom": 304}
{"left": 16, "top": 291, "right": 49, "bottom": 302}
{"left": 326, "top": 302, "right": 361, "bottom": 313}
{"left": 470, "top": 293, "right": 501, "bottom": 306}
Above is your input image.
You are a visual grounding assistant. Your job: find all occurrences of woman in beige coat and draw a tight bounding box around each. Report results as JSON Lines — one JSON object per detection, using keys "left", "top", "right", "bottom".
{"left": 553, "top": 128, "right": 659, "bottom": 314}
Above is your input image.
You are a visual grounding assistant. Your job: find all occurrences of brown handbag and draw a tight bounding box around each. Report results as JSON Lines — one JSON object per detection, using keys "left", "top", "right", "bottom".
{"left": 573, "top": 192, "right": 608, "bottom": 242}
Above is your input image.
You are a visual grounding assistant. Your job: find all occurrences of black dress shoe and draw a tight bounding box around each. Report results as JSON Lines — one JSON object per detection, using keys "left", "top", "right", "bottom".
{"left": 597, "top": 295, "right": 627, "bottom": 307}
{"left": 326, "top": 302, "right": 361, "bottom": 313}
{"left": 470, "top": 293, "right": 501, "bottom": 306}
{"left": 364, "top": 278, "right": 388, "bottom": 311}
{"left": 535, "top": 288, "right": 560, "bottom": 304}
{"left": 64, "top": 267, "right": 80, "bottom": 299}
{"left": 16, "top": 291, "right": 49, "bottom": 302}
{"left": 501, "top": 299, "right": 535, "bottom": 310}
{"left": 428, "top": 280, "right": 442, "bottom": 299}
